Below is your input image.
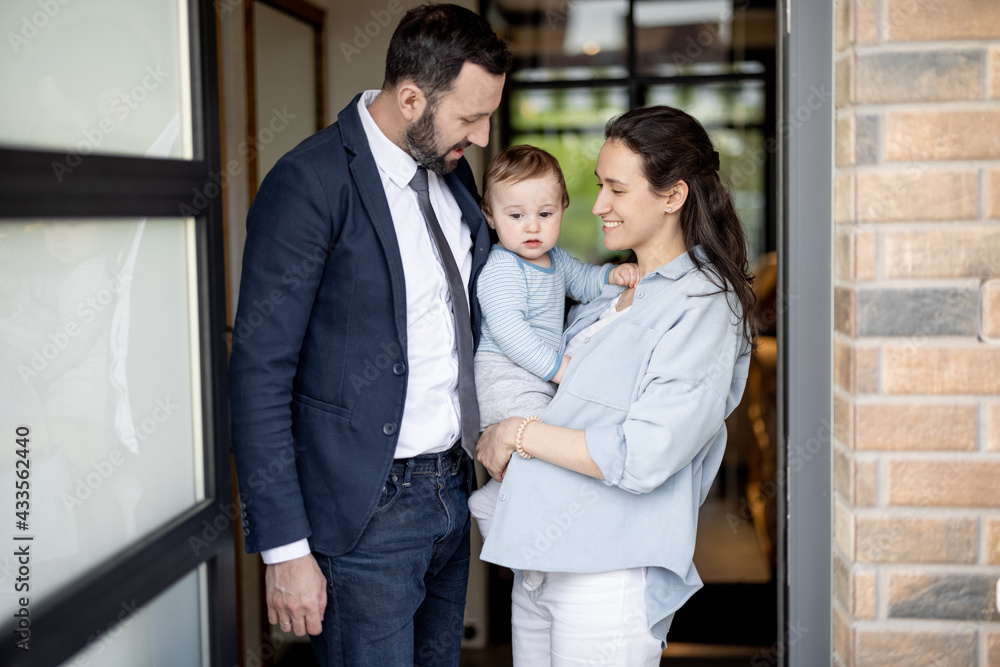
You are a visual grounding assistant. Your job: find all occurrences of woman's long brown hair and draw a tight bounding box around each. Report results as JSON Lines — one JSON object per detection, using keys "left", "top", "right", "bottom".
{"left": 604, "top": 106, "right": 757, "bottom": 344}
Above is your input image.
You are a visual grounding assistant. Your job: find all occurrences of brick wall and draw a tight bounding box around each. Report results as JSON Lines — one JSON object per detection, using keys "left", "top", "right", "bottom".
{"left": 833, "top": 0, "right": 1000, "bottom": 665}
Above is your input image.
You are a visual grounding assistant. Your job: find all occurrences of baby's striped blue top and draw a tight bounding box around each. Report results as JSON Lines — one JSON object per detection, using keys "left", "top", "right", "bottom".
{"left": 476, "top": 244, "right": 613, "bottom": 381}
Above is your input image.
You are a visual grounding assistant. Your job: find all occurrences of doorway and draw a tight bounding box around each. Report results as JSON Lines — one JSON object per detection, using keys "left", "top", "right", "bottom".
{"left": 471, "top": 0, "right": 834, "bottom": 664}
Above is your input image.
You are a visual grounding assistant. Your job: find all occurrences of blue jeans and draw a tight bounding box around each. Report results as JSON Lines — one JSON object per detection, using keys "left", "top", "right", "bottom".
{"left": 310, "top": 444, "right": 473, "bottom": 666}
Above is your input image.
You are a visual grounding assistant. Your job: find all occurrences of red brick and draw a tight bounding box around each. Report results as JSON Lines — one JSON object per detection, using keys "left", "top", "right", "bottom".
{"left": 854, "top": 568, "right": 876, "bottom": 619}
{"left": 990, "top": 169, "right": 1000, "bottom": 219}
{"left": 985, "top": 516, "right": 1000, "bottom": 564}
{"left": 835, "top": 287, "right": 856, "bottom": 336}
{"left": 833, "top": 549, "right": 850, "bottom": 608}
{"left": 857, "top": 170, "right": 978, "bottom": 223}
{"left": 835, "top": 445, "right": 852, "bottom": 503}
{"left": 855, "top": 345, "right": 879, "bottom": 394}
{"left": 855, "top": 515, "right": 977, "bottom": 563}
{"left": 836, "top": 0, "right": 852, "bottom": 52}
{"left": 887, "top": 110, "right": 1000, "bottom": 161}
{"left": 987, "top": 403, "right": 1000, "bottom": 451}
{"left": 888, "top": 460, "right": 1000, "bottom": 507}
{"left": 833, "top": 604, "right": 853, "bottom": 665}
{"left": 883, "top": 227, "right": 1000, "bottom": 280}
{"left": 885, "top": 0, "right": 1000, "bottom": 41}
{"left": 836, "top": 498, "right": 855, "bottom": 556}
{"left": 836, "top": 171, "right": 854, "bottom": 224}
{"left": 836, "top": 228, "right": 877, "bottom": 281}
{"left": 991, "top": 47, "right": 1000, "bottom": 99}
{"left": 988, "top": 631, "right": 1000, "bottom": 667}
{"left": 854, "top": 0, "right": 879, "bottom": 45}
{"left": 855, "top": 229, "right": 876, "bottom": 281}
{"left": 855, "top": 628, "right": 976, "bottom": 667}
{"left": 836, "top": 229, "right": 852, "bottom": 280}
{"left": 835, "top": 392, "right": 854, "bottom": 448}
{"left": 835, "top": 341, "right": 881, "bottom": 398}
{"left": 834, "top": 339, "right": 852, "bottom": 391}
{"left": 836, "top": 114, "right": 855, "bottom": 168}
{"left": 836, "top": 54, "right": 854, "bottom": 108}
{"left": 855, "top": 457, "right": 878, "bottom": 507}
{"left": 984, "top": 280, "right": 1000, "bottom": 339}
{"left": 883, "top": 346, "right": 1000, "bottom": 395}
{"left": 855, "top": 403, "right": 977, "bottom": 451}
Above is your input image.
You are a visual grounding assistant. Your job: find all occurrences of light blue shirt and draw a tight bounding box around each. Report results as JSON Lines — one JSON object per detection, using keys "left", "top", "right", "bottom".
{"left": 479, "top": 247, "right": 752, "bottom": 644}
{"left": 477, "top": 245, "right": 613, "bottom": 380}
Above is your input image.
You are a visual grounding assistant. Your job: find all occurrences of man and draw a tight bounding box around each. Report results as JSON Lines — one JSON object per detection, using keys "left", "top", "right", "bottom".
{"left": 229, "top": 5, "right": 511, "bottom": 665}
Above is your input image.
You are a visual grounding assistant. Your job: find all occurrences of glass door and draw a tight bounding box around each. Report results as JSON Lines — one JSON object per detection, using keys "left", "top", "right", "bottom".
{"left": 0, "top": 1, "right": 235, "bottom": 664}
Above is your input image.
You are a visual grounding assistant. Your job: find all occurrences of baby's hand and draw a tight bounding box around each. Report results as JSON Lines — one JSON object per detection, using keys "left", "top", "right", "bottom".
{"left": 610, "top": 263, "right": 639, "bottom": 287}
{"left": 551, "top": 355, "right": 570, "bottom": 384}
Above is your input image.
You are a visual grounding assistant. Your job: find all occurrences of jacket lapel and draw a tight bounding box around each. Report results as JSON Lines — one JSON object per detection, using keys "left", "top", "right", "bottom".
{"left": 443, "top": 167, "right": 491, "bottom": 348}
{"left": 339, "top": 95, "right": 409, "bottom": 349}
{"left": 443, "top": 169, "right": 491, "bottom": 292}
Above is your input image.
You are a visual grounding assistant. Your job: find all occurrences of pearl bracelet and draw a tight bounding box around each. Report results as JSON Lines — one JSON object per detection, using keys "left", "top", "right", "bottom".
{"left": 515, "top": 416, "right": 540, "bottom": 459}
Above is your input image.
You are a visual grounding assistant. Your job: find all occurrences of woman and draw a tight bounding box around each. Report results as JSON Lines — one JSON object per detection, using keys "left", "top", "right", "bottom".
{"left": 476, "top": 105, "right": 756, "bottom": 665}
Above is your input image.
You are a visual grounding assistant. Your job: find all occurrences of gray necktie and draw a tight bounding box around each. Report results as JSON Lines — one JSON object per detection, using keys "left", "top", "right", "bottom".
{"left": 409, "top": 166, "right": 480, "bottom": 458}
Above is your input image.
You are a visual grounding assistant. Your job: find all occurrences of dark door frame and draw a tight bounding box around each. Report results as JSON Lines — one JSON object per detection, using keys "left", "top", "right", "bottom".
{"left": 0, "top": 0, "right": 236, "bottom": 664}
{"left": 778, "top": 0, "right": 834, "bottom": 664}
{"left": 243, "top": 0, "right": 327, "bottom": 200}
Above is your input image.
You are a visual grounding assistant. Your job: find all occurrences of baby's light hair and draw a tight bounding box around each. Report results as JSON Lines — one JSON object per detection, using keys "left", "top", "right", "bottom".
{"left": 482, "top": 145, "right": 570, "bottom": 218}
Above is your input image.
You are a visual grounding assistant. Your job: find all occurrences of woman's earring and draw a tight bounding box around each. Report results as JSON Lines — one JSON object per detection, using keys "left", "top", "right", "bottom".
{"left": 667, "top": 207, "right": 673, "bottom": 213}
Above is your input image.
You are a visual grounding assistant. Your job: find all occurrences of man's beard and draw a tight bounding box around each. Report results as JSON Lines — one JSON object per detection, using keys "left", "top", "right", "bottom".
{"left": 402, "top": 103, "right": 470, "bottom": 175}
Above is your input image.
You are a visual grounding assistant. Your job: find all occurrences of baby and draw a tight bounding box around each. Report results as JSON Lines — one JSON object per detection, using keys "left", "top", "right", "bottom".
{"left": 468, "top": 145, "right": 638, "bottom": 538}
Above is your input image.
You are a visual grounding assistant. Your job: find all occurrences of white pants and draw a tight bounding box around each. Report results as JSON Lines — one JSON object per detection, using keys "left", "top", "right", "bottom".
{"left": 511, "top": 568, "right": 663, "bottom": 667}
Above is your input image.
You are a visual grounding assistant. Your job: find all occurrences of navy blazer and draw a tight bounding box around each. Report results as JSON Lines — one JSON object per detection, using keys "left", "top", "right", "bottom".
{"left": 230, "top": 94, "right": 492, "bottom": 556}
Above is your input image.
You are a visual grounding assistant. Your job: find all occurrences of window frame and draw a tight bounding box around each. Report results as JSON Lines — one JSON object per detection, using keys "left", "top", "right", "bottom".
{"left": 0, "top": 1, "right": 236, "bottom": 665}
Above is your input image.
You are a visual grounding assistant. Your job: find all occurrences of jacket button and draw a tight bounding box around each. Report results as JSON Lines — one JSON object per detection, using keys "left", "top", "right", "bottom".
{"left": 383, "top": 422, "right": 397, "bottom": 436}
{"left": 393, "top": 362, "right": 406, "bottom": 376}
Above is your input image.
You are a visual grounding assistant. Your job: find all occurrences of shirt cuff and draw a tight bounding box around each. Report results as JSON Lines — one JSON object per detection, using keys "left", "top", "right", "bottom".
{"left": 539, "top": 353, "right": 562, "bottom": 382}
{"left": 261, "top": 538, "right": 312, "bottom": 564}
{"left": 602, "top": 264, "right": 615, "bottom": 285}
{"left": 585, "top": 424, "right": 627, "bottom": 487}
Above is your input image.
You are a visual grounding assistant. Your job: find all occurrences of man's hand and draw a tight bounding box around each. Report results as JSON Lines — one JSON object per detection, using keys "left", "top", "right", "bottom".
{"left": 609, "top": 263, "right": 640, "bottom": 287}
{"left": 265, "top": 553, "right": 327, "bottom": 637}
{"left": 475, "top": 418, "right": 521, "bottom": 481}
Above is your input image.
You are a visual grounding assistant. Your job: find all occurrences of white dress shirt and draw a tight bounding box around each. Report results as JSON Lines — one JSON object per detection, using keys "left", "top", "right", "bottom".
{"left": 263, "top": 90, "right": 472, "bottom": 565}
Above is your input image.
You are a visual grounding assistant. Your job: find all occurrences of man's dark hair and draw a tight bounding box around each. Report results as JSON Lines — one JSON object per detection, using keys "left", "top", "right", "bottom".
{"left": 384, "top": 4, "right": 512, "bottom": 103}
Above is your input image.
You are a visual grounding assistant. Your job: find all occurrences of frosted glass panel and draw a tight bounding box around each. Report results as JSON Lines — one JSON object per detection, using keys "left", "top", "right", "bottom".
{"left": 0, "top": 0, "right": 194, "bottom": 159}
{"left": 0, "top": 218, "right": 204, "bottom": 613}
{"left": 253, "top": 1, "right": 318, "bottom": 185}
{"left": 59, "top": 565, "right": 208, "bottom": 667}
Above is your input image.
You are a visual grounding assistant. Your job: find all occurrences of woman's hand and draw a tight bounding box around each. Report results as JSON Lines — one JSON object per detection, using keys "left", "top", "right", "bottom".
{"left": 475, "top": 417, "right": 522, "bottom": 481}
